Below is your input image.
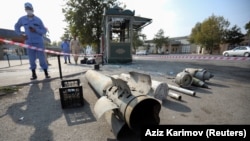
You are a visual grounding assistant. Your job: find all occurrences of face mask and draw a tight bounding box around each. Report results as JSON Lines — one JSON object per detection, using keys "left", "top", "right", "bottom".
{"left": 25, "top": 10, "right": 33, "bottom": 16}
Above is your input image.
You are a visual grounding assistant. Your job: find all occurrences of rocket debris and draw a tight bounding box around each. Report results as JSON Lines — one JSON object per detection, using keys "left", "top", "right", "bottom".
{"left": 85, "top": 70, "right": 161, "bottom": 137}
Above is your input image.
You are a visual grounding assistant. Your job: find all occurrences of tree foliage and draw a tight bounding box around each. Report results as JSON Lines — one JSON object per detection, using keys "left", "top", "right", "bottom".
{"left": 60, "top": 27, "right": 71, "bottom": 41}
{"left": 62, "top": 0, "right": 149, "bottom": 53}
{"left": 190, "top": 15, "right": 230, "bottom": 54}
{"left": 153, "top": 29, "right": 169, "bottom": 54}
{"left": 223, "top": 25, "right": 244, "bottom": 46}
{"left": 132, "top": 30, "right": 146, "bottom": 52}
{"left": 245, "top": 21, "right": 250, "bottom": 38}
{"left": 189, "top": 22, "right": 202, "bottom": 44}
{"left": 62, "top": 0, "right": 117, "bottom": 53}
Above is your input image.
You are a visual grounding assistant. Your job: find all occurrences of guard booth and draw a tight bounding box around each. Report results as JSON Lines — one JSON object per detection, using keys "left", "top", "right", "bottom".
{"left": 101, "top": 6, "right": 152, "bottom": 63}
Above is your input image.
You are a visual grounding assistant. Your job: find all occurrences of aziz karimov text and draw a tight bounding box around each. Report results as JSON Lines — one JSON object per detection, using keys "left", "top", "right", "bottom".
{"left": 144, "top": 128, "right": 246, "bottom": 138}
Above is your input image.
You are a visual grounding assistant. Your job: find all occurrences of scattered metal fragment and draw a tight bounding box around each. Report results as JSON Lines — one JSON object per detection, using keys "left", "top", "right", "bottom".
{"left": 85, "top": 70, "right": 161, "bottom": 137}
{"left": 168, "top": 91, "right": 182, "bottom": 100}
{"left": 175, "top": 71, "right": 193, "bottom": 88}
{"left": 168, "top": 84, "right": 196, "bottom": 96}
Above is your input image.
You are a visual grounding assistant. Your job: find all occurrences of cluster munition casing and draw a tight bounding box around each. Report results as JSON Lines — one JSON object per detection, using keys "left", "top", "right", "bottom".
{"left": 85, "top": 70, "right": 161, "bottom": 137}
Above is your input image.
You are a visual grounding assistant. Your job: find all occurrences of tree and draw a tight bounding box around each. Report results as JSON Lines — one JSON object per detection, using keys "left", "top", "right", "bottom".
{"left": 190, "top": 15, "right": 230, "bottom": 54}
{"left": 62, "top": 0, "right": 117, "bottom": 53}
{"left": 51, "top": 41, "right": 58, "bottom": 47}
{"left": 189, "top": 22, "right": 202, "bottom": 44}
{"left": 60, "top": 27, "right": 71, "bottom": 41}
{"left": 245, "top": 21, "right": 250, "bottom": 37}
{"left": 132, "top": 30, "right": 146, "bottom": 52}
{"left": 223, "top": 25, "right": 244, "bottom": 46}
{"left": 245, "top": 21, "right": 250, "bottom": 45}
{"left": 153, "top": 29, "right": 169, "bottom": 54}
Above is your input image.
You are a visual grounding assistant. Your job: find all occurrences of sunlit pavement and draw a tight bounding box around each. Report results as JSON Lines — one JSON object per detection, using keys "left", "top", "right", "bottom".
{"left": 0, "top": 56, "right": 95, "bottom": 86}
{"left": 1, "top": 54, "right": 249, "bottom": 86}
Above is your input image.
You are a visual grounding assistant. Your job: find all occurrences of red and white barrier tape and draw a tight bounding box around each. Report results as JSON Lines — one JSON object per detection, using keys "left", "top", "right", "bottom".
{"left": 143, "top": 55, "right": 250, "bottom": 61}
{"left": 0, "top": 38, "right": 102, "bottom": 57}
{"left": 1, "top": 38, "right": 249, "bottom": 61}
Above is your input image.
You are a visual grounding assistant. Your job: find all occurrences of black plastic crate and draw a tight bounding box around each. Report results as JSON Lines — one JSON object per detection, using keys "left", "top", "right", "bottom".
{"left": 59, "top": 79, "right": 84, "bottom": 109}
{"left": 61, "top": 79, "right": 80, "bottom": 87}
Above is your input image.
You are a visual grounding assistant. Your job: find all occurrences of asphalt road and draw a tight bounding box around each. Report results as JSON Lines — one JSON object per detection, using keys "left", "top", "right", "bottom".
{"left": 133, "top": 55, "right": 250, "bottom": 123}
{"left": 0, "top": 55, "right": 250, "bottom": 141}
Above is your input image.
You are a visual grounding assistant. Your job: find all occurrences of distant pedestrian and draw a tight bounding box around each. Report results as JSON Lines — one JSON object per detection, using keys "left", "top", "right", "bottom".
{"left": 70, "top": 35, "right": 81, "bottom": 64}
{"left": 14, "top": 2, "right": 50, "bottom": 80}
{"left": 61, "top": 39, "right": 71, "bottom": 64}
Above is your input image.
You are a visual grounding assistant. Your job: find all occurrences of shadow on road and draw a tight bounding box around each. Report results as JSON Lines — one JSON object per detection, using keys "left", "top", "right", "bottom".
{"left": 106, "top": 123, "right": 141, "bottom": 141}
{"left": 206, "top": 81, "right": 229, "bottom": 88}
{"left": 194, "top": 88, "right": 213, "bottom": 94}
{"left": 6, "top": 82, "right": 62, "bottom": 141}
{"left": 162, "top": 99, "right": 191, "bottom": 112}
{"left": 62, "top": 99, "right": 96, "bottom": 126}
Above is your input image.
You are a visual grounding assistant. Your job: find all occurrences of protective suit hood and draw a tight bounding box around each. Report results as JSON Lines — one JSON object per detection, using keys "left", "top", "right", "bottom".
{"left": 24, "top": 2, "right": 33, "bottom": 10}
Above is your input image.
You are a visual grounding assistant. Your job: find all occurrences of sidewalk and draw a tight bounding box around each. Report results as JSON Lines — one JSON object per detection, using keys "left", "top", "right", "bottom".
{"left": 0, "top": 56, "right": 135, "bottom": 87}
{"left": 0, "top": 56, "right": 100, "bottom": 86}
{"left": 0, "top": 56, "right": 127, "bottom": 141}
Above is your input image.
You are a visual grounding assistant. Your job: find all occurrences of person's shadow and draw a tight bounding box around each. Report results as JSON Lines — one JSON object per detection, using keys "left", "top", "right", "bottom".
{"left": 7, "top": 82, "right": 62, "bottom": 141}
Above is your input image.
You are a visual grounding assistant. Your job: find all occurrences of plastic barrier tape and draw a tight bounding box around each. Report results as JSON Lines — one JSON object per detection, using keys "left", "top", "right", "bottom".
{"left": 0, "top": 38, "right": 102, "bottom": 57}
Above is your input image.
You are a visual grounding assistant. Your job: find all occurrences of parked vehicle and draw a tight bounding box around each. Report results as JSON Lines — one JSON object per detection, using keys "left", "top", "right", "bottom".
{"left": 135, "top": 50, "right": 148, "bottom": 55}
{"left": 223, "top": 46, "right": 250, "bottom": 57}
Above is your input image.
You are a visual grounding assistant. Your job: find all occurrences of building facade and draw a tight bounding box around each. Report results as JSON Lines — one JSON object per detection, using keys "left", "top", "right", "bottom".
{"left": 144, "top": 36, "right": 198, "bottom": 54}
{"left": 144, "top": 35, "right": 250, "bottom": 55}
